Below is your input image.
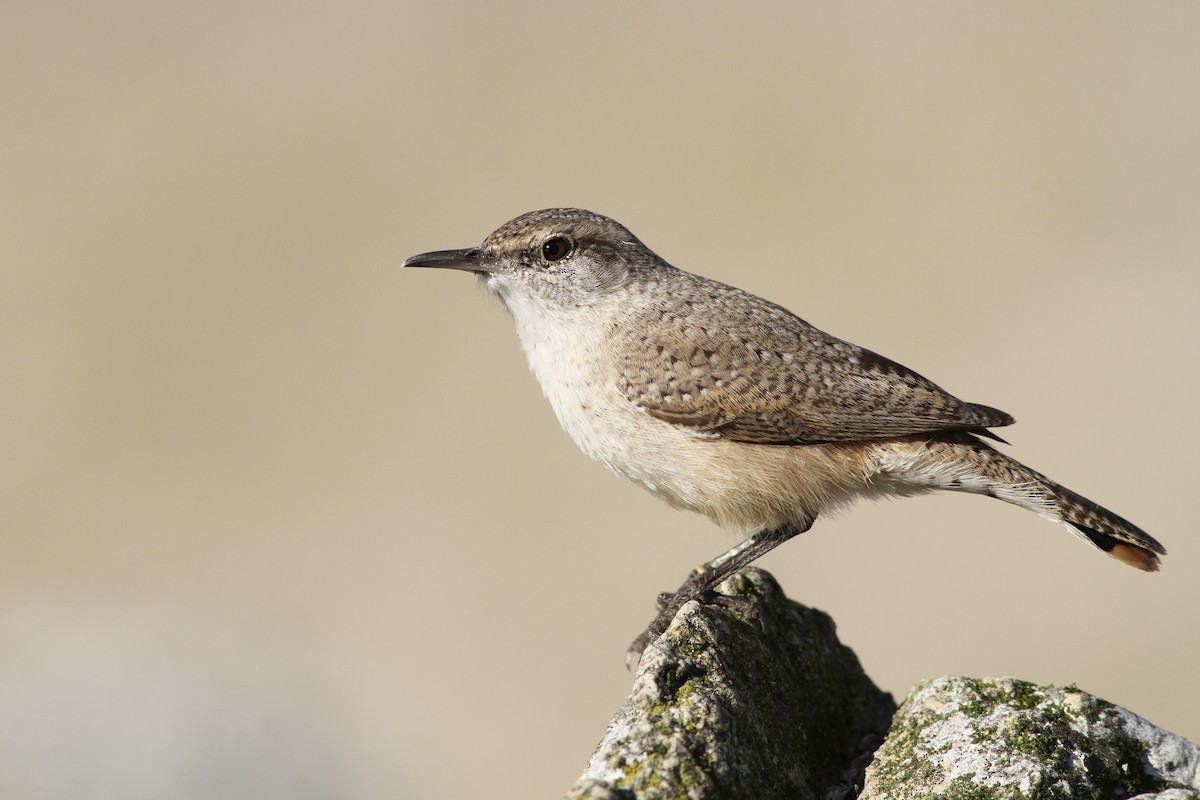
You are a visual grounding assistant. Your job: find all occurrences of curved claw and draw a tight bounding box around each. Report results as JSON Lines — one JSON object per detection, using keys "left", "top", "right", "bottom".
{"left": 624, "top": 630, "right": 652, "bottom": 670}
{"left": 624, "top": 590, "right": 697, "bottom": 670}
{"left": 625, "top": 585, "right": 771, "bottom": 669}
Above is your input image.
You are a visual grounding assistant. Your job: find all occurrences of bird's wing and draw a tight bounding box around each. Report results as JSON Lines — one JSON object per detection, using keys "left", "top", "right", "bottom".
{"left": 616, "top": 294, "right": 1012, "bottom": 445}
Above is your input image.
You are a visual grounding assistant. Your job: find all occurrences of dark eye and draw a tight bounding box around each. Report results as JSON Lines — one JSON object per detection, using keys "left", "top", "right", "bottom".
{"left": 541, "top": 236, "right": 573, "bottom": 262}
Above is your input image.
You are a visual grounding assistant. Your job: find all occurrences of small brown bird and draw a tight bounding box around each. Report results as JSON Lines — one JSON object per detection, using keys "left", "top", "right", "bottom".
{"left": 404, "top": 208, "right": 1165, "bottom": 662}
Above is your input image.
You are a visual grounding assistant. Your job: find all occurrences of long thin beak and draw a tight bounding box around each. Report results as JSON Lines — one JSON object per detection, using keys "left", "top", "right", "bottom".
{"left": 402, "top": 247, "right": 495, "bottom": 274}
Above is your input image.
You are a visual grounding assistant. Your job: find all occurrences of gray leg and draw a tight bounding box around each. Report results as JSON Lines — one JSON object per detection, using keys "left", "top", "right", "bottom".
{"left": 625, "top": 518, "right": 815, "bottom": 668}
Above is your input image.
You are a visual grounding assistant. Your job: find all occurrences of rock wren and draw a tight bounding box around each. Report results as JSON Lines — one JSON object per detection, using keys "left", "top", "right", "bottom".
{"left": 404, "top": 208, "right": 1165, "bottom": 663}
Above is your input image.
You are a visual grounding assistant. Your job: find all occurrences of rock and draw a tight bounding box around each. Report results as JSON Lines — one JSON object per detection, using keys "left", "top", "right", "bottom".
{"left": 860, "top": 676, "right": 1200, "bottom": 800}
{"left": 565, "top": 568, "right": 896, "bottom": 800}
{"left": 565, "top": 569, "right": 1199, "bottom": 800}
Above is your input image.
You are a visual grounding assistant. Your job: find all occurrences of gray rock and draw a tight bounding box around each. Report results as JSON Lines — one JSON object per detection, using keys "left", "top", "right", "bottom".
{"left": 566, "top": 569, "right": 1199, "bottom": 800}
{"left": 565, "top": 568, "right": 896, "bottom": 800}
{"left": 860, "top": 676, "right": 1200, "bottom": 800}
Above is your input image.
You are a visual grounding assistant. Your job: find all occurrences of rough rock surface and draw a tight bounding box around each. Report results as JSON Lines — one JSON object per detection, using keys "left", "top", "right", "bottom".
{"left": 565, "top": 568, "right": 1199, "bottom": 800}
{"left": 565, "top": 568, "right": 896, "bottom": 800}
{"left": 861, "top": 676, "right": 1200, "bottom": 800}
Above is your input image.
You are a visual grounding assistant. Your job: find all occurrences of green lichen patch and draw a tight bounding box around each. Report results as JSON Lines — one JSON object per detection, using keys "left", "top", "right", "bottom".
{"left": 860, "top": 677, "right": 1199, "bottom": 800}
{"left": 568, "top": 568, "right": 895, "bottom": 800}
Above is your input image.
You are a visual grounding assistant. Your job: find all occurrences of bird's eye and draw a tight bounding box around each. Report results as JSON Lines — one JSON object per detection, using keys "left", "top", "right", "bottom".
{"left": 541, "top": 236, "right": 573, "bottom": 262}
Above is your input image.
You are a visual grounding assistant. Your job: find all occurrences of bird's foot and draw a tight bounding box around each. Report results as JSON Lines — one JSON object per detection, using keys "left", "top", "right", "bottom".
{"left": 624, "top": 582, "right": 763, "bottom": 670}
{"left": 624, "top": 590, "right": 693, "bottom": 670}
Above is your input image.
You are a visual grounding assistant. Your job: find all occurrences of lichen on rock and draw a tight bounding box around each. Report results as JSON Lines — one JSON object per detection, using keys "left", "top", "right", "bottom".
{"left": 860, "top": 676, "right": 1200, "bottom": 800}
{"left": 563, "top": 571, "right": 1198, "bottom": 800}
{"left": 565, "top": 568, "right": 895, "bottom": 800}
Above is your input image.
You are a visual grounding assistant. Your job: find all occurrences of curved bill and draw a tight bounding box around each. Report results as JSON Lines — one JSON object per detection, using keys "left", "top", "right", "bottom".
{"left": 402, "top": 247, "right": 495, "bottom": 274}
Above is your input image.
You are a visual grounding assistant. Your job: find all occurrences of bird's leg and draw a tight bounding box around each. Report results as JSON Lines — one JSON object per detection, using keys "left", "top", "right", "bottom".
{"left": 625, "top": 517, "right": 815, "bottom": 668}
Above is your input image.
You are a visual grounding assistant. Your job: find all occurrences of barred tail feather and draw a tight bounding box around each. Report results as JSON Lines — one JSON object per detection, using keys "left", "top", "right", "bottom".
{"left": 874, "top": 435, "right": 1166, "bottom": 571}
{"left": 1050, "top": 483, "right": 1164, "bottom": 572}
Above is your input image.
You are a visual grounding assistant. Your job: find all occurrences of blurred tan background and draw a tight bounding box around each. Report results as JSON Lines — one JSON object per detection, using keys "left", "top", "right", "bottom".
{"left": 3, "top": 1, "right": 1198, "bottom": 797}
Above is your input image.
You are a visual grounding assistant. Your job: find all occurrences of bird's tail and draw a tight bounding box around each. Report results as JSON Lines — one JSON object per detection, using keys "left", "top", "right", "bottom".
{"left": 872, "top": 434, "right": 1166, "bottom": 571}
